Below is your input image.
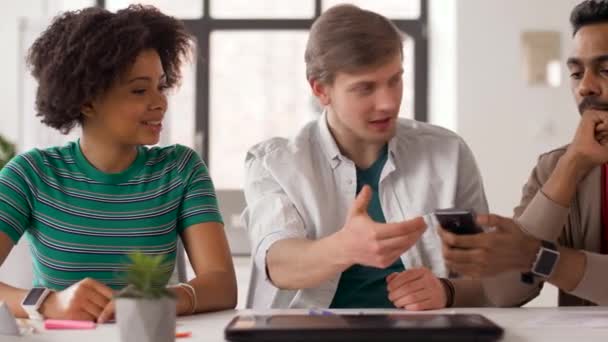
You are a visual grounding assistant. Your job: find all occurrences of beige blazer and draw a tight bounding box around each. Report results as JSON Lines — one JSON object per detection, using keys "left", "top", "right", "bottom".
{"left": 483, "top": 146, "right": 607, "bottom": 306}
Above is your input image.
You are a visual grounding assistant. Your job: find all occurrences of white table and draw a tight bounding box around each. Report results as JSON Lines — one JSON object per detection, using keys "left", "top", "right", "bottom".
{"left": 4, "top": 307, "right": 608, "bottom": 341}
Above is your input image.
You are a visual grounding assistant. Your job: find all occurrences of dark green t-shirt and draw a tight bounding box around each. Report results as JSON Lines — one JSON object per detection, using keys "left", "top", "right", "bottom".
{"left": 330, "top": 146, "right": 405, "bottom": 308}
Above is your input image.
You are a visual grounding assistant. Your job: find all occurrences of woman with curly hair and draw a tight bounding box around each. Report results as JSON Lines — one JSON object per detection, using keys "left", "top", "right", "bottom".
{"left": 0, "top": 5, "right": 236, "bottom": 322}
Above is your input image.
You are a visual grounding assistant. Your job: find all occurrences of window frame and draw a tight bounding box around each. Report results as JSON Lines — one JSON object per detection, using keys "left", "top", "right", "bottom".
{"left": 97, "top": 0, "right": 428, "bottom": 164}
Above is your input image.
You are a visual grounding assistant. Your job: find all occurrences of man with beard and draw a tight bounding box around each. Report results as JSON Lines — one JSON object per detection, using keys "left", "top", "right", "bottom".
{"left": 440, "top": 0, "right": 608, "bottom": 306}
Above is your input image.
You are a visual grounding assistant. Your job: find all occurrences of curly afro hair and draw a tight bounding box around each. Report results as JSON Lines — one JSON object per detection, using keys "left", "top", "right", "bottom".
{"left": 27, "top": 5, "right": 195, "bottom": 133}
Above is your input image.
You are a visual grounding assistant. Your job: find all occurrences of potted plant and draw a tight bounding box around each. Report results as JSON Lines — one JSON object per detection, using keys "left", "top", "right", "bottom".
{"left": 116, "top": 252, "right": 176, "bottom": 342}
{"left": 0, "top": 134, "right": 15, "bottom": 170}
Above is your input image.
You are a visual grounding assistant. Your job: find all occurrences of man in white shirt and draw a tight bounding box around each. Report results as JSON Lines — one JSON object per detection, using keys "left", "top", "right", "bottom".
{"left": 243, "top": 4, "right": 490, "bottom": 309}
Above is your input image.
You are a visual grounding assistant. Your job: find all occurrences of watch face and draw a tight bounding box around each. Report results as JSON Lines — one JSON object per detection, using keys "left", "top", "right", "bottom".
{"left": 22, "top": 288, "right": 46, "bottom": 305}
{"left": 535, "top": 249, "right": 559, "bottom": 276}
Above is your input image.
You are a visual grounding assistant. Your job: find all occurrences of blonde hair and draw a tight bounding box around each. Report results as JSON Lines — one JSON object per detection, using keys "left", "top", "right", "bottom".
{"left": 305, "top": 4, "right": 403, "bottom": 85}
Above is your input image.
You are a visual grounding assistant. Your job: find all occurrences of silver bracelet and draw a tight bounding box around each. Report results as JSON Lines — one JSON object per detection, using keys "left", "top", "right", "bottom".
{"left": 177, "top": 282, "right": 197, "bottom": 314}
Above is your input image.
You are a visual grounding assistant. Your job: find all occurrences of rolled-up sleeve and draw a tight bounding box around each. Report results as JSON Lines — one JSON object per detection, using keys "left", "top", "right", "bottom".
{"left": 570, "top": 251, "right": 608, "bottom": 305}
{"left": 242, "top": 150, "right": 307, "bottom": 285}
{"left": 517, "top": 190, "right": 570, "bottom": 240}
{"left": 519, "top": 185, "right": 608, "bottom": 305}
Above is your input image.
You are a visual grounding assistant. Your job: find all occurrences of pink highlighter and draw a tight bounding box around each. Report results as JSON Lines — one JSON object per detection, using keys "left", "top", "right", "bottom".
{"left": 44, "top": 319, "right": 96, "bottom": 330}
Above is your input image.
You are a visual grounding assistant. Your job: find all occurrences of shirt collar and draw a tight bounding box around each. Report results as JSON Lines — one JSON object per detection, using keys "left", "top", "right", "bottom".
{"left": 317, "top": 111, "right": 343, "bottom": 169}
{"left": 317, "top": 110, "right": 400, "bottom": 171}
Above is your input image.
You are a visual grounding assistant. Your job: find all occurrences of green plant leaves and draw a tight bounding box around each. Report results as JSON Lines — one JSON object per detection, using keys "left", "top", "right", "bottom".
{"left": 117, "top": 252, "right": 175, "bottom": 299}
{"left": 0, "top": 135, "right": 15, "bottom": 170}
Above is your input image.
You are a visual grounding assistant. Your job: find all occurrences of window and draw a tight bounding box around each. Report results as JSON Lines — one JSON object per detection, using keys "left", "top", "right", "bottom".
{"left": 209, "top": 31, "right": 314, "bottom": 189}
{"left": 96, "top": 0, "right": 426, "bottom": 259}
{"left": 19, "top": 0, "right": 98, "bottom": 151}
{"left": 98, "top": 0, "right": 428, "bottom": 191}
{"left": 105, "top": 0, "right": 204, "bottom": 18}
{"left": 211, "top": 0, "right": 314, "bottom": 18}
{"left": 323, "top": 0, "right": 421, "bottom": 19}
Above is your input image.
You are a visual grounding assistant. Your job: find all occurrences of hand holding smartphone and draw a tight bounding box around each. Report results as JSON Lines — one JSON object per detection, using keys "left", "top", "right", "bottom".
{"left": 434, "top": 209, "right": 483, "bottom": 235}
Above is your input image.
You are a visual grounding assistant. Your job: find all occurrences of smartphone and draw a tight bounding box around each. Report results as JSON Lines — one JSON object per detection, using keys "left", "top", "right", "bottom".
{"left": 434, "top": 209, "right": 483, "bottom": 235}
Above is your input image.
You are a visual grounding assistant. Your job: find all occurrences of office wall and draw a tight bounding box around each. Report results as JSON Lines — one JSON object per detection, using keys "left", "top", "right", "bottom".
{"left": 0, "top": 0, "right": 93, "bottom": 147}
{"left": 430, "top": 0, "right": 584, "bottom": 307}
{"left": 0, "top": 1, "right": 40, "bottom": 144}
{"left": 431, "top": 0, "right": 581, "bottom": 216}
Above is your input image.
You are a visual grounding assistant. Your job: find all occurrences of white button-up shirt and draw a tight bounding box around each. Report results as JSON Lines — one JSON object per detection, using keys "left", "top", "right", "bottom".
{"left": 242, "top": 113, "right": 488, "bottom": 308}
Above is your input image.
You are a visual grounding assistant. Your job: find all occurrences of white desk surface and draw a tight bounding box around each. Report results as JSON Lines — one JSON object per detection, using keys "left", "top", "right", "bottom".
{"left": 4, "top": 307, "right": 608, "bottom": 341}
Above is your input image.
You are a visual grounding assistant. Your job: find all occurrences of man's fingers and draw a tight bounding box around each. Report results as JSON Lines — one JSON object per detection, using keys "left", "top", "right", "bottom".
{"left": 377, "top": 217, "right": 426, "bottom": 240}
{"left": 583, "top": 110, "right": 608, "bottom": 126}
{"left": 386, "top": 268, "right": 426, "bottom": 292}
{"left": 595, "top": 127, "right": 608, "bottom": 137}
{"left": 404, "top": 298, "right": 435, "bottom": 311}
{"left": 378, "top": 234, "right": 421, "bottom": 255}
{"left": 438, "top": 228, "right": 457, "bottom": 245}
{"left": 440, "top": 230, "right": 489, "bottom": 249}
{"left": 442, "top": 245, "right": 484, "bottom": 263}
{"left": 394, "top": 289, "right": 431, "bottom": 309}
{"left": 388, "top": 277, "right": 427, "bottom": 301}
{"left": 348, "top": 185, "right": 373, "bottom": 217}
{"left": 444, "top": 262, "right": 480, "bottom": 277}
{"left": 475, "top": 213, "right": 512, "bottom": 230}
{"left": 596, "top": 121, "right": 608, "bottom": 131}
{"left": 386, "top": 272, "right": 399, "bottom": 283}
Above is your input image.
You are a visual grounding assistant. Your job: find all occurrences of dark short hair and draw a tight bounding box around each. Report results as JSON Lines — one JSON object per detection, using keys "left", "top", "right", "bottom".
{"left": 305, "top": 4, "right": 403, "bottom": 85}
{"left": 27, "top": 5, "right": 194, "bottom": 133}
{"left": 571, "top": 0, "right": 608, "bottom": 36}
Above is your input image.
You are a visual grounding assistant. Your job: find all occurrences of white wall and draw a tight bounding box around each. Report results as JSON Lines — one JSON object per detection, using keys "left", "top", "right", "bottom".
{"left": 430, "top": 0, "right": 584, "bottom": 306}
{"left": 460, "top": 0, "right": 581, "bottom": 216}
{"left": 0, "top": 0, "right": 94, "bottom": 149}
{"left": 429, "top": 0, "right": 458, "bottom": 132}
{"left": 431, "top": 0, "right": 581, "bottom": 215}
{"left": 0, "top": 1, "right": 42, "bottom": 145}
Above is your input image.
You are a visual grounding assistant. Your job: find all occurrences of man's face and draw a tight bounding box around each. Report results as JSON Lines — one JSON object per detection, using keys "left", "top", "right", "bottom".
{"left": 314, "top": 53, "right": 404, "bottom": 146}
{"left": 568, "top": 23, "right": 608, "bottom": 114}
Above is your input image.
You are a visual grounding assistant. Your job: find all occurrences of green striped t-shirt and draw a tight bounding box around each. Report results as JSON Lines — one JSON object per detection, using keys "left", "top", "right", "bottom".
{"left": 0, "top": 141, "right": 223, "bottom": 290}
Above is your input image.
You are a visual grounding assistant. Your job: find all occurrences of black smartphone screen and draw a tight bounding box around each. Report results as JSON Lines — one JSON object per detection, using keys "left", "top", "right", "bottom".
{"left": 434, "top": 209, "right": 483, "bottom": 235}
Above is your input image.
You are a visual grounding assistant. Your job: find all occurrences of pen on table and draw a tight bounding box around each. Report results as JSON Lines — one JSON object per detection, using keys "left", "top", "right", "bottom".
{"left": 308, "top": 308, "right": 334, "bottom": 316}
{"left": 176, "top": 331, "right": 192, "bottom": 338}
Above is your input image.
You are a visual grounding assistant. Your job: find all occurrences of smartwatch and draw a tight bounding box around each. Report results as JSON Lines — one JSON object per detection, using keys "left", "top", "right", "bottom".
{"left": 20, "top": 287, "right": 51, "bottom": 320}
{"left": 521, "top": 240, "right": 560, "bottom": 284}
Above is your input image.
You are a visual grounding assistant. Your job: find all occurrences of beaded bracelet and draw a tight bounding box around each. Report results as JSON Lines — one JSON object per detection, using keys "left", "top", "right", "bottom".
{"left": 439, "top": 278, "right": 455, "bottom": 308}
